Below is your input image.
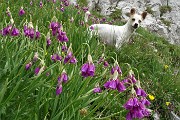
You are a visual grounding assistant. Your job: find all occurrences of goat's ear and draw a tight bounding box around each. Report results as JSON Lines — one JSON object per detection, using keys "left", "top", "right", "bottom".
{"left": 130, "top": 8, "right": 136, "bottom": 15}
{"left": 142, "top": 11, "right": 147, "bottom": 20}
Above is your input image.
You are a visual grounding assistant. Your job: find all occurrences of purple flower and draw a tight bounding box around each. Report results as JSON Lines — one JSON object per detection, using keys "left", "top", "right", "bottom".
{"left": 57, "top": 30, "right": 69, "bottom": 42}
{"left": 2, "top": 25, "right": 12, "bottom": 36}
{"left": 19, "top": 7, "right": 25, "bottom": 16}
{"left": 140, "top": 98, "right": 151, "bottom": 106}
{"left": 51, "top": 54, "right": 62, "bottom": 62}
{"left": 98, "top": 56, "right": 104, "bottom": 64}
{"left": 40, "top": 1, "right": 43, "bottom": 8}
{"left": 53, "top": 0, "right": 56, "bottom": 3}
{"left": 81, "top": 63, "right": 95, "bottom": 78}
{"left": 126, "top": 111, "right": 133, "bottom": 120}
{"left": 124, "top": 97, "right": 151, "bottom": 119}
{"left": 11, "top": 28, "right": 20, "bottom": 36}
{"left": 116, "top": 80, "right": 126, "bottom": 92}
{"left": 104, "top": 79, "right": 117, "bottom": 90}
{"left": 90, "top": 26, "right": 94, "bottom": 30}
{"left": 62, "top": 45, "right": 68, "bottom": 52}
{"left": 23, "top": 25, "right": 29, "bottom": 36}
{"left": 28, "top": 28, "right": 35, "bottom": 39}
{"left": 47, "top": 38, "right": 51, "bottom": 46}
{"left": 34, "top": 67, "right": 40, "bottom": 75}
{"left": 60, "top": 7, "right": 65, "bottom": 12}
{"left": 123, "top": 98, "right": 134, "bottom": 110}
{"left": 50, "top": 22, "right": 60, "bottom": 35}
{"left": 25, "top": 62, "right": 32, "bottom": 70}
{"left": 33, "top": 52, "right": 38, "bottom": 62}
{"left": 135, "top": 88, "right": 147, "bottom": 97}
{"left": 35, "top": 31, "right": 41, "bottom": 39}
{"left": 82, "top": 7, "right": 88, "bottom": 12}
{"left": 30, "top": 1, "right": 33, "bottom": 5}
{"left": 93, "top": 87, "right": 102, "bottom": 93}
{"left": 111, "top": 65, "right": 122, "bottom": 75}
{"left": 46, "top": 72, "right": 50, "bottom": 76}
{"left": 58, "top": 71, "right": 68, "bottom": 83}
{"left": 103, "top": 61, "right": 109, "bottom": 67}
{"left": 64, "top": 51, "right": 77, "bottom": 64}
{"left": 64, "top": 1, "right": 69, "bottom": 6}
{"left": 123, "top": 75, "right": 137, "bottom": 84}
{"left": 56, "top": 84, "right": 62, "bottom": 95}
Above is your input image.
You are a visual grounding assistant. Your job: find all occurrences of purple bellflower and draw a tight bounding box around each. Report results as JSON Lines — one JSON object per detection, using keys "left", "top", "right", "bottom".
{"left": 81, "top": 54, "right": 95, "bottom": 78}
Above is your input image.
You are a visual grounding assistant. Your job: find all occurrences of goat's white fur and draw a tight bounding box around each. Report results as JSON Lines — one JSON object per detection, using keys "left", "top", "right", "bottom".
{"left": 89, "top": 8, "right": 147, "bottom": 49}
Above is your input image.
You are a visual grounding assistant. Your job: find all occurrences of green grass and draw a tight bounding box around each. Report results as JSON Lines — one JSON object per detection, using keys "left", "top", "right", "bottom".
{"left": 160, "top": 5, "right": 172, "bottom": 16}
{"left": 0, "top": 1, "right": 179, "bottom": 120}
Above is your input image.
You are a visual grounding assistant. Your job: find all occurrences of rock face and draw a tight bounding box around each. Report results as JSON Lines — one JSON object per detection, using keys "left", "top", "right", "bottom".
{"left": 88, "top": 0, "right": 180, "bottom": 44}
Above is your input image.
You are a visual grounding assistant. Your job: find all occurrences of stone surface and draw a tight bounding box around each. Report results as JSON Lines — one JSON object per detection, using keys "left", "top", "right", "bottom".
{"left": 87, "top": 0, "right": 180, "bottom": 44}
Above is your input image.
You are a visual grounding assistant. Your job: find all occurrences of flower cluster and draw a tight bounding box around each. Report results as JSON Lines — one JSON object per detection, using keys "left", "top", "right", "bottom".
{"left": 25, "top": 52, "right": 45, "bottom": 76}
{"left": 122, "top": 71, "right": 151, "bottom": 119}
{"left": 51, "top": 54, "right": 62, "bottom": 62}
{"left": 124, "top": 96, "right": 151, "bottom": 120}
{"left": 97, "top": 53, "right": 109, "bottom": 67}
{"left": 104, "top": 70, "right": 126, "bottom": 92}
{"left": 56, "top": 70, "right": 68, "bottom": 95}
{"left": 24, "top": 21, "right": 41, "bottom": 39}
{"left": 1, "top": 25, "right": 19, "bottom": 36}
{"left": 1, "top": 17, "right": 19, "bottom": 37}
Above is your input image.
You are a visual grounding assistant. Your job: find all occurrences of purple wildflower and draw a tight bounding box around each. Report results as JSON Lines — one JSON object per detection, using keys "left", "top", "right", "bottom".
{"left": 19, "top": 7, "right": 25, "bottom": 16}
{"left": 46, "top": 32, "right": 51, "bottom": 46}
{"left": 11, "top": 27, "right": 20, "bottom": 36}
{"left": 58, "top": 71, "right": 68, "bottom": 83}
{"left": 104, "top": 70, "right": 126, "bottom": 91}
{"left": 50, "top": 21, "right": 60, "bottom": 36}
{"left": 28, "top": 28, "right": 35, "bottom": 39}
{"left": 51, "top": 54, "right": 62, "bottom": 62}
{"left": 57, "top": 30, "right": 69, "bottom": 42}
{"left": 60, "top": 7, "right": 65, "bottom": 12}
{"left": 104, "top": 79, "right": 117, "bottom": 90}
{"left": 2, "top": 25, "right": 12, "bottom": 36}
{"left": 64, "top": 51, "right": 77, "bottom": 64}
{"left": 135, "top": 88, "right": 147, "bottom": 97}
{"left": 81, "top": 63, "right": 95, "bottom": 77}
{"left": 47, "top": 38, "right": 51, "bottom": 46}
{"left": 124, "top": 97, "right": 151, "bottom": 119}
{"left": 90, "top": 25, "right": 94, "bottom": 30}
{"left": 34, "top": 67, "right": 40, "bottom": 75}
{"left": 103, "top": 61, "right": 109, "bottom": 67}
{"left": 40, "top": 1, "right": 43, "bottom": 8}
{"left": 111, "top": 65, "right": 122, "bottom": 75}
{"left": 46, "top": 72, "right": 50, "bottom": 76}
{"left": 82, "top": 7, "right": 88, "bottom": 12}
{"left": 23, "top": 25, "right": 29, "bottom": 36}
{"left": 33, "top": 52, "right": 39, "bottom": 62}
{"left": 62, "top": 45, "right": 68, "bottom": 52}
{"left": 81, "top": 54, "right": 95, "bottom": 77}
{"left": 93, "top": 87, "right": 102, "bottom": 93}
{"left": 30, "top": 1, "right": 33, "bottom": 5}
{"left": 56, "top": 84, "right": 62, "bottom": 95}
{"left": 35, "top": 31, "right": 41, "bottom": 39}
{"left": 25, "top": 62, "right": 32, "bottom": 70}
{"left": 140, "top": 98, "right": 151, "bottom": 106}
{"left": 116, "top": 80, "right": 126, "bottom": 92}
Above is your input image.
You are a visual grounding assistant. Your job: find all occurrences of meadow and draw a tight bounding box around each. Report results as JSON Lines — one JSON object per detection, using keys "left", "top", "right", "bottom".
{"left": 0, "top": 0, "right": 179, "bottom": 120}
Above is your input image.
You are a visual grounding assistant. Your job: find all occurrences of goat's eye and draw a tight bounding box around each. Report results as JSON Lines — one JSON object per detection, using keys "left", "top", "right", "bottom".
{"left": 138, "top": 20, "right": 142, "bottom": 23}
{"left": 132, "top": 18, "right": 135, "bottom": 21}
